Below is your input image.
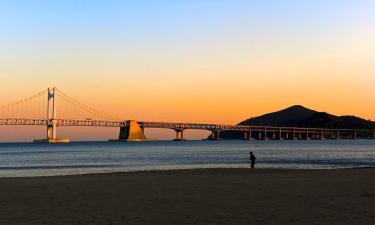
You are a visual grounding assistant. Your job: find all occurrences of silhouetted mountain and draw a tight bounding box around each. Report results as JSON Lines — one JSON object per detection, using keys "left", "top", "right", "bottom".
{"left": 239, "top": 105, "right": 317, "bottom": 127}
{"left": 218, "top": 105, "right": 375, "bottom": 139}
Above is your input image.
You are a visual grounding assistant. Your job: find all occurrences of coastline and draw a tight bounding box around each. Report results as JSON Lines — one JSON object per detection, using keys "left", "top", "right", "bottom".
{"left": 2, "top": 164, "right": 375, "bottom": 179}
{"left": 1, "top": 168, "right": 374, "bottom": 225}
{"left": 1, "top": 166, "right": 375, "bottom": 179}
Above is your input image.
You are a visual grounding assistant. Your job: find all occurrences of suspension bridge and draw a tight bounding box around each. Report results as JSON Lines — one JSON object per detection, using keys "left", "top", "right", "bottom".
{"left": 0, "top": 87, "right": 374, "bottom": 143}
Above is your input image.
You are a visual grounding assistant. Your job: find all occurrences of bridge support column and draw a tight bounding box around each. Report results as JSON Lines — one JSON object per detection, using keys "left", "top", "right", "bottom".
{"left": 278, "top": 129, "right": 283, "bottom": 140}
{"left": 244, "top": 131, "right": 252, "bottom": 140}
{"left": 109, "top": 120, "right": 149, "bottom": 142}
{"left": 210, "top": 130, "right": 220, "bottom": 141}
{"left": 292, "top": 129, "right": 297, "bottom": 140}
{"left": 47, "top": 121, "right": 57, "bottom": 140}
{"left": 352, "top": 130, "right": 357, "bottom": 139}
{"left": 320, "top": 130, "right": 325, "bottom": 140}
{"left": 174, "top": 129, "right": 185, "bottom": 141}
{"left": 263, "top": 127, "right": 268, "bottom": 140}
{"left": 306, "top": 130, "right": 310, "bottom": 140}
{"left": 258, "top": 131, "right": 262, "bottom": 140}
{"left": 336, "top": 131, "right": 340, "bottom": 140}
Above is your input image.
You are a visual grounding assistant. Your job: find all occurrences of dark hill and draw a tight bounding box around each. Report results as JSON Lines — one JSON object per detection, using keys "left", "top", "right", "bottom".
{"left": 219, "top": 105, "right": 375, "bottom": 139}
{"left": 239, "top": 105, "right": 317, "bottom": 127}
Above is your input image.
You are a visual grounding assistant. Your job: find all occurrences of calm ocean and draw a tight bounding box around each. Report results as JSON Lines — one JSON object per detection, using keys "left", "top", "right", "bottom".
{"left": 0, "top": 140, "right": 374, "bottom": 177}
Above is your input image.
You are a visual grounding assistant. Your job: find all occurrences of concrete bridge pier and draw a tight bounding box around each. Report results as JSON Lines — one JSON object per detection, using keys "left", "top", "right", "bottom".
{"left": 109, "top": 120, "right": 148, "bottom": 142}
{"left": 34, "top": 120, "right": 70, "bottom": 143}
{"left": 272, "top": 132, "right": 276, "bottom": 140}
{"left": 352, "top": 130, "right": 357, "bottom": 139}
{"left": 292, "top": 129, "right": 297, "bottom": 140}
{"left": 336, "top": 131, "right": 340, "bottom": 140}
{"left": 263, "top": 128, "right": 269, "bottom": 140}
{"left": 210, "top": 130, "right": 221, "bottom": 141}
{"left": 320, "top": 130, "right": 325, "bottom": 140}
{"left": 278, "top": 129, "right": 283, "bottom": 140}
{"left": 306, "top": 130, "right": 310, "bottom": 140}
{"left": 46, "top": 122, "right": 57, "bottom": 141}
{"left": 258, "top": 131, "right": 262, "bottom": 140}
{"left": 174, "top": 129, "right": 185, "bottom": 141}
{"left": 244, "top": 131, "right": 253, "bottom": 140}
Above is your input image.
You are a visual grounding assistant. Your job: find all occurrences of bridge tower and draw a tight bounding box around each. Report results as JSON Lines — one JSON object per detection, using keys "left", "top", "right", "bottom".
{"left": 34, "top": 87, "right": 70, "bottom": 143}
{"left": 47, "top": 87, "right": 57, "bottom": 140}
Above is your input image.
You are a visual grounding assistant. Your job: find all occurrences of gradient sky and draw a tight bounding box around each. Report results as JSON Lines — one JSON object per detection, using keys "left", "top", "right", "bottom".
{"left": 0, "top": 0, "right": 375, "bottom": 140}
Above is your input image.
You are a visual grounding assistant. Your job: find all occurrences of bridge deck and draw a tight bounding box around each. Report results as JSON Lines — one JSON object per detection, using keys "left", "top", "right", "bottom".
{"left": 0, "top": 118, "right": 371, "bottom": 133}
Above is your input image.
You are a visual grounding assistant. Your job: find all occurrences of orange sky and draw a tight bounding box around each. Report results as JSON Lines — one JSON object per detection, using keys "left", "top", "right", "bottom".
{"left": 0, "top": 1, "right": 374, "bottom": 141}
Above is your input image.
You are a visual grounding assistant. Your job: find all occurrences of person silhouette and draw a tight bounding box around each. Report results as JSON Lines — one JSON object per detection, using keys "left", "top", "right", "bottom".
{"left": 249, "top": 152, "right": 256, "bottom": 168}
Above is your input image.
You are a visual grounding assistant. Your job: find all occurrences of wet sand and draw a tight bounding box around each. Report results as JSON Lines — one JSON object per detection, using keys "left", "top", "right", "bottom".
{"left": 0, "top": 168, "right": 374, "bottom": 225}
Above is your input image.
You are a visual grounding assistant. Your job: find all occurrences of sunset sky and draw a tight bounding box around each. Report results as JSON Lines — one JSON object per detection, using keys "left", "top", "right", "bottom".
{"left": 0, "top": 0, "right": 375, "bottom": 141}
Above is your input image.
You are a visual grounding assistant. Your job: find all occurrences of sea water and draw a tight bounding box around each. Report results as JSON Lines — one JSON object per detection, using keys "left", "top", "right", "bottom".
{"left": 0, "top": 140, "right": 374, "bottom": 177}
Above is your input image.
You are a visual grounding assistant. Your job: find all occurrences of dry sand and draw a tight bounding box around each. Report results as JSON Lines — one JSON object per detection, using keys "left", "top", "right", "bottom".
{"left": 0, "top": 168, "right": 374, "bottom": 225}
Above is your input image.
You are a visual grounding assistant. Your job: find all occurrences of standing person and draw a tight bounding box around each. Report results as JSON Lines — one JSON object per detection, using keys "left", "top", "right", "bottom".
{"left": 249, "top": 152, "right": 256, "bottom": 168}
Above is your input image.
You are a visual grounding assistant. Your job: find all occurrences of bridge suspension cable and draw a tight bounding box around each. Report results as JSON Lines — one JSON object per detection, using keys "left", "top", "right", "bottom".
{"left": 0, "top": 89, "right": 48, "bottom": 119}
{"left": 54, "top": 88, "right": 118, "bottom": 121}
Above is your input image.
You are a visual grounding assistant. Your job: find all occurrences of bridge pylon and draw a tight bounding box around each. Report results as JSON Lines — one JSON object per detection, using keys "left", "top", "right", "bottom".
{"left": 34, "top": 87, "right": 70, "bottom": 143}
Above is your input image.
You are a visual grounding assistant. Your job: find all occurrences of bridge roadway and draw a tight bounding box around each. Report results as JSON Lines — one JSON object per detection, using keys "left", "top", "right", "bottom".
{"left": 1, "top": 118, "right": 373, "bottom": 142}
{"left": 0, "top": 118, "right": 364, "bottom": 132}
{"left": 140, "top": 121, "right": 360, "bottom": 133}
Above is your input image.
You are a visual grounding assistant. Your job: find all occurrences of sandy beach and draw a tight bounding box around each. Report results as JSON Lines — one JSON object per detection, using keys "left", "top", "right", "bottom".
{"left": 0, "top": 168, "right": 374, "bottom": 225}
